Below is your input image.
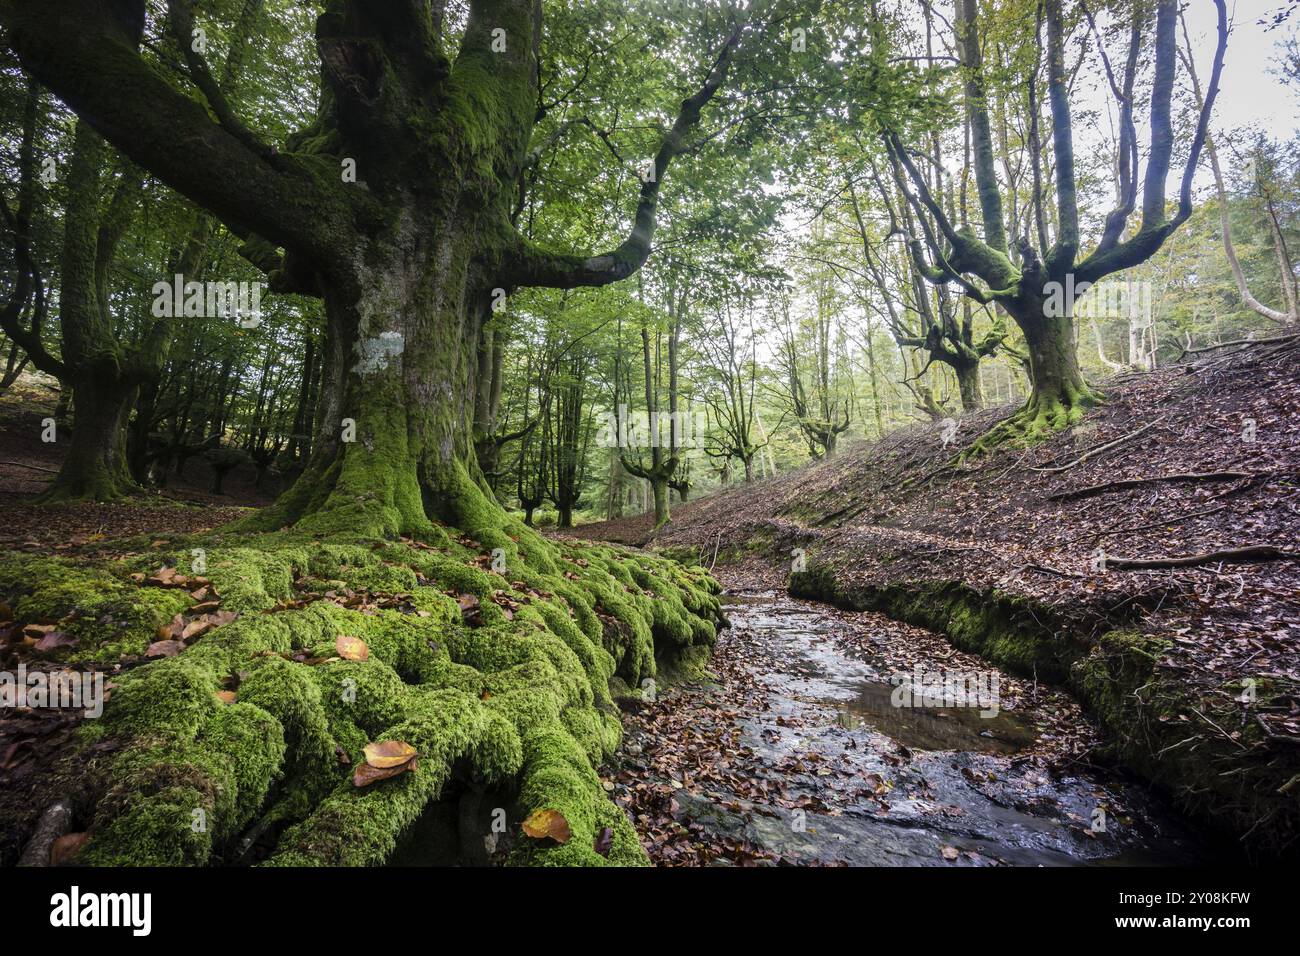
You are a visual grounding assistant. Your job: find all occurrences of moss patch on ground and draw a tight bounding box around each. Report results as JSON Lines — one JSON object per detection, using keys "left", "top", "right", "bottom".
{"left": 0, "top": 520, "right": 722, "bottom": 867}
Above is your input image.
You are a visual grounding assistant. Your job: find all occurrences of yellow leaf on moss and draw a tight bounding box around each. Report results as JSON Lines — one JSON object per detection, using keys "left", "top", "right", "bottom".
{"left": 363, "top": 740, "right": 417, "bottom": 769}
{"left": 521, "top": 808, "right": 571, "bottom": 844}
{"left": 336, "top": 634, "right": 369, "bottom": 661}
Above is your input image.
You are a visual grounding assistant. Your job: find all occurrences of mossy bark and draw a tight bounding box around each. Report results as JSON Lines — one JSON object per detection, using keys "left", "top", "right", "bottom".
{"left": 967, "top": 297, "right": 1101, "bottom": 454}
{"left": 26, "top": 120, "right": 169, "bottom": 502}
{"left": 954, "top": 359, "right": 982, "bottom": 412}
{"left": 1017, "top": 306, "right": 1098, "bottom": 431}
{"left": 650, "top": 477, "right": 670, "bottom": 530}
{"left": 38, "top": 376, "right": 138, "bottom": 503}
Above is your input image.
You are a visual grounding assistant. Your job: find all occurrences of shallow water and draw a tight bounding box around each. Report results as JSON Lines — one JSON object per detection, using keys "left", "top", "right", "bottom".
{"left": 651, "top": 591, "right": 1211, "bottom": 866}
{"left": 391, "top": 589, "right": 1214, "bottom": 866}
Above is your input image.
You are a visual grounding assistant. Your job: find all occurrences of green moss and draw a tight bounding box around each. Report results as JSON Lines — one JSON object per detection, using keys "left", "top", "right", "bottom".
{"left": 508, "top": 726, "right": 648, "bottom": 867}
{"left": 0, "top": 554, "right": 193, "bottom": 662}
{"left": 83, "top": 703, "right": 286, "bottom": 865}
{"left": 0, "top": 521, "right": 724, "bottom": 867}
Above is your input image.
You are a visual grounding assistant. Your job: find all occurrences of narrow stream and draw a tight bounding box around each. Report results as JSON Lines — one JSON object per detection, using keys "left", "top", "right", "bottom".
{"left": 614, "top": 590, "right": 1211, "bottom": 866}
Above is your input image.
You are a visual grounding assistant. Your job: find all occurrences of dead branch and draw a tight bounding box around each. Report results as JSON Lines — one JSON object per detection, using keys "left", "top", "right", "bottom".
{"left": 17, "top": 799, "right": 72, "bottom": 866}
{"left": 1050, "top": 471, "right": 1253, "bottom": 502}
{"left": 1091, "top": 503, "right": 1227, "bottom": 540}
{"left": 1178, "top": 332, "right": 1299, "bottom": 358}
{"left": 1021, "top": 561, "right": 1085, "bottom": 578}
{"left": 1, "top": 460, "right": 59, "bottom": 474}
{"left": 1106, "top": 545, "right": 1300, "bottom": 570}
{"left": 1032, "top": 420, "right": 1158, "bottom": 474}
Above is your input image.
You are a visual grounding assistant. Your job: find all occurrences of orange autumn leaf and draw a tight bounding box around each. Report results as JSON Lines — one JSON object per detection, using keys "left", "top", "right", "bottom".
{"left": 353, "top": 757, "right": 417, "bottom": 787}
{"left": 50, "top": 832, "right": 89, "bottom": 866}
{"left": 362, "top": 739, "right": 417, "bottom": 769}
{"left": 181, "top": 618, "right": 214, "bottom": 642}
{"left": 521, "top": 808, "right": 571, "bottom": 844}
{"left": 336, "top": 634, "right": 369, "bottom": 661}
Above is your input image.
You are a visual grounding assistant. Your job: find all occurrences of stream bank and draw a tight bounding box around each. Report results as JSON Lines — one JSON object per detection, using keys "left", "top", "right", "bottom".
{"left": 788, "top": 563, "right": 1296, "bottom": 861}
{"left": 572, "top": 348, "right": 1300, "bottom": 860}
{"left": 609, "top": 575, "right": 1211, "bottom": 866}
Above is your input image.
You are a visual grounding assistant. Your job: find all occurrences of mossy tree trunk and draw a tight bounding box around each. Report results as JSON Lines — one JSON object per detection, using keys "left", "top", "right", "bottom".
{"left": 9, "top": 117, "right": 173, "bottom": 503}
{"left": 50, "top": 375, "right": 138, "bottom": 502}
{"left": 850, "top": 171, "right": 1004, "bottom": 417}
{"left": 0, "top": 92, "right": 137, "bottom": 504}
{"left": 3, "top": 0, "right": 744, "bottom": 531}
{"left": 1000, "top": 286, "right": 1099, "bottom": 434}
{"left": 620, "top": 313, "right": 682, "bottom": 531}
{"left": 955, "top": 359, "right": 982, "bottom": 412}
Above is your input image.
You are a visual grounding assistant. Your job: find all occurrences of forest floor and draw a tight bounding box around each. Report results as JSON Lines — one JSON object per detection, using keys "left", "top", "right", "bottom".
{"left": 572, "top": 340, "right": 1300, "bottom": 860}
{"left": 0, "top": 372, "right": 731, "bottom": 868}
{"left": 1, "top": 343, "right": 1296, "bottom": 865}
{"left": 0, "top": 372, "right": 268, "bottom": 551}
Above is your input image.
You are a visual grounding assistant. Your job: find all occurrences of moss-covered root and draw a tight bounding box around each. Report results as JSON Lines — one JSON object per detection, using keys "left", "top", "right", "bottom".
{"left": 963, "top": 381, "right": 1103, "bottom": 458}
{"left": 0, "top": 527, "right": 723, "bottom": 867}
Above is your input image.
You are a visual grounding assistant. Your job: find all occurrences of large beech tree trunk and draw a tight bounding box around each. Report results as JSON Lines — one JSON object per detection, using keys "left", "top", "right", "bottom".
{"left": 255, "top": 232, "right": 499, "bottom": 537}
{"left": 2, "top": 0, "right": 744, "bottom": 531}
{"left": 1009, "top": 299, "right": 1096, "bottom": 430}
{"left": 48, "top": 376, "right": 137, "bottom": 502}
{"left": 955, "top": 360, "right": 983, "bottom": 412}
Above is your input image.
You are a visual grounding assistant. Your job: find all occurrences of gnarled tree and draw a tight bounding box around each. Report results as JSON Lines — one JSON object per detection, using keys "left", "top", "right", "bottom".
{"left": 878, "top": 0, "right": 1228, "bottom": 445}
{"left": 1, "top": 0, "right": 758, "bottom": 535}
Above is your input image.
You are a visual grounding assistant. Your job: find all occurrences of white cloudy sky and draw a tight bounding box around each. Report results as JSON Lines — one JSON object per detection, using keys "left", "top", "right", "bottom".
{"left": 1184, "top": 0, "right": 1298, "bottom": 141}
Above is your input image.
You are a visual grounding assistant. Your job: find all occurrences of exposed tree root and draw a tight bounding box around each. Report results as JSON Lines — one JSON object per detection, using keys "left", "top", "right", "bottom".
{"left": 1105, "top": 546, "right": 1300, "bottom": 570}
{"left": 1049, "top": 470, "right": 1253, "bottom": 502}
{"left": 0, "top": 510, "right": 725, "bottom": 867}
{"left": 32, "top": 466, "right": 140, "bottom": 505}
{"left": 961, "top": 383, "right": 1105, "bottom": 461}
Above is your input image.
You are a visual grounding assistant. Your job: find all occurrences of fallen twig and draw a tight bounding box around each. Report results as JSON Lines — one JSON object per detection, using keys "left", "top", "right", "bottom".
{"left": 1178, "top": 332, "right": 1299, "bottom": 358}
{"left": 1, "top": 460, "right": 59, "bottom": 474}
{"left": 1032, "top": 420, "right": 1158, "bottom": 474}
{"left": 1021, "top": 561, "right": 1085, "bottom": 578}
{"left": 1091, "top": 503, "right": 1227, "bottom": 540}
{"left": 1050, "top": 471, "right": 1253, "bottom": 502}
{"left": 1106, "top": 545, "right": 1300, "bottom": 570}
{"left": 1191, "top": 708, "right": 1248, "bottom": 751}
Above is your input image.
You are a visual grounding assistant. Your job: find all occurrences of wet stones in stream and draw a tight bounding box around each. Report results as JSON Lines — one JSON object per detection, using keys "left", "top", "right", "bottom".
{"left": 607, "top": 587, "right": 1207, "bottom": 867}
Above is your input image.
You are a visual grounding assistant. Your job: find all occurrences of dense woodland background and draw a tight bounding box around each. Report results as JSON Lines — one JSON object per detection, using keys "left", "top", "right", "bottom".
{"left": 1, "top": 0, "right": 1296, "bottom": 525}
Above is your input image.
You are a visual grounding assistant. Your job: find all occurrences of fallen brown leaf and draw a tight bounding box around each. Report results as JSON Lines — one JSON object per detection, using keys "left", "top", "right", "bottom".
{"left": 336, "top": 634, "right": 369, "bottom": 661}
{"left": 363, "top": 739, "right": 417, "bottom": 769}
